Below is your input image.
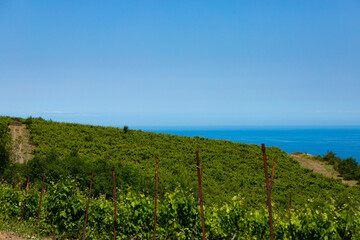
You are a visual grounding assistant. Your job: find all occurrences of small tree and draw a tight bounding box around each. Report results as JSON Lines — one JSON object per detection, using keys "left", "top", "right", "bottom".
{"left": 323, "top": 151, "right": 340, "bottom": 165}
{"left": 123, "top": 125, "right": 129, "bottom": 133}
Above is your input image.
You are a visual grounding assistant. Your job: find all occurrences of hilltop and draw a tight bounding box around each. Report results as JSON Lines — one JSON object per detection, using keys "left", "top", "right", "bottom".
{"left": 1, "top": 116, "right": 360, "bottom": 209}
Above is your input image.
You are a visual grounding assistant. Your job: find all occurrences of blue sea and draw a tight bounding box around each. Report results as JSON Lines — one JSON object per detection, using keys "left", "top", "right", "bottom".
{"left": 136, "top": 126, "right": 360, "bottom": 162}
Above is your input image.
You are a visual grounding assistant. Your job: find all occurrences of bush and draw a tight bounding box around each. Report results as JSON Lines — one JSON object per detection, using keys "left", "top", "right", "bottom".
{"left": 323, "top": 151, "right": 341, "bottom": 165}
{"left": 123, "top": 125, "right": 129, "bottom": 133}
{"left": 0, "top": 118, "right": 11, "bottom": 175}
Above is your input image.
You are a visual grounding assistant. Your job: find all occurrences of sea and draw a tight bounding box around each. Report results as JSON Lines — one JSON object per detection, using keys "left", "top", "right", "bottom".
{"left": 136, "top": 126, "right": 360, "bottom": 162}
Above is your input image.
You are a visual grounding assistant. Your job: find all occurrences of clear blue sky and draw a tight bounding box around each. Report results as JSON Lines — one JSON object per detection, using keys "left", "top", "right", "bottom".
{"left": 1, "top": 1, "right": 359, "bottom": 127}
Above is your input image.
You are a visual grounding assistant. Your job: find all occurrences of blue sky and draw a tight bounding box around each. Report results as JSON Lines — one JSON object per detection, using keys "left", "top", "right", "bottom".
{"left": 0, "top": 1, "right": 359, "bottom": 127}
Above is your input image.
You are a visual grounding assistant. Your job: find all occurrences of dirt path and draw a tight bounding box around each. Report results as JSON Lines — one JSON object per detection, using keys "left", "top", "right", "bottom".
{"left": 8, "top": 121, "right": 35, "bottom": 164}
{"left": 290, "top": 153, "right": 357, "bottom": 186}
{"left": 0, "top": 231, "right": 51, "bottom": 240}
{"left": 0, "top": 231, "right": 26, "bottom": 240}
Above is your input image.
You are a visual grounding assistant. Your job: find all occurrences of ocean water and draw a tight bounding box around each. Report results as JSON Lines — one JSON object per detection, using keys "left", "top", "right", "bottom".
{"left": 137, "top": 126, "right": 360, "bottom": 162}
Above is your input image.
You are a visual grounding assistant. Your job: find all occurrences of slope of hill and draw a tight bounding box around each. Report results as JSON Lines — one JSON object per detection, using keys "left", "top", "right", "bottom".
{"left": 2, "top": 116, "right": 360, "bottom": 210}
{"left": 290, "top": 153, "right": 358, "bottom": 186}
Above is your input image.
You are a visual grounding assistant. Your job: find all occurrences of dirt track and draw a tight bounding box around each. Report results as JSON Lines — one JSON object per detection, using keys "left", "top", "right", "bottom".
{"left": 0, "top": 231, "right": 51, "bottom": 240}
{"left": 290, "top": 153, "right": 357, "bottom": 186}
{"left": 8, "top": 123, "right": 35, "bottom": 164}
{"left": 0, "top": 231, "right": 28, "bottom": 240}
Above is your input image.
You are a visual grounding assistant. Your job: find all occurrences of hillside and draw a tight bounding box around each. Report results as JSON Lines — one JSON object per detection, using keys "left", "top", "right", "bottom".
{"left": 1, "top": 116, "right": 359, "bottom": 210}
{"left": 2, "top": 116, "right": 360, "bottom": 239}
{"left": 290, "top": 153, "right": 358, "bottom": 186}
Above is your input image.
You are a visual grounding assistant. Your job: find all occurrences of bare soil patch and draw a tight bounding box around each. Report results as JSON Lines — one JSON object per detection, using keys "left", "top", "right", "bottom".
{"left": 8, "top": 123, "right": 35, "bottom": 164}
{"left": 0, "top": 231, "right": 30, "bottom": 240}
{"left": 290, "top": 153, "right": 357, "bottom": 186}
{"left": 0, "top": 231, "right": 25, "bottom": 240}
{"left": 0, "top": 231, "right": 51, "bottom": 240}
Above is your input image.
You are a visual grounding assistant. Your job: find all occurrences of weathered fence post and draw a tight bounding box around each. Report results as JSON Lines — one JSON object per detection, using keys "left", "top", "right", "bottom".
{"left": 196, "top": 151, "right": 206, "bottom": 240}
{"left": 191, "top": 164, "right": 204, "bottom": 240}
{"left": 36, "top": 173, "right": 46, "bottom": 232}
{"left": 261, "top": 144, "right": 274, "bottom": 240}
{"left": 82, "top": 170, "right": 94, "bottom": 240}
{"left": 153, "top": 158, "right": 159, "bottom": 240}
{"left": 112, "top": 166, "right": 117, "bottom": 240}
{"left": 19, "top": 176, "right": 30, "bottom": 228}
{"left": 269, "top": 157, "right": 277, "bottom": 193}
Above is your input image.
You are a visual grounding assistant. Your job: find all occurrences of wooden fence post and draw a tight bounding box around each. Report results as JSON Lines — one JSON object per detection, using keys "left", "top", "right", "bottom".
{"left": 262, "top": 144, "right": 274, "bottom": 240}
{"left": 269, "top": 157, "right": 277, "bottom": 193}
{"left": 191, "top": 164, "right": 204, "bottom": 240}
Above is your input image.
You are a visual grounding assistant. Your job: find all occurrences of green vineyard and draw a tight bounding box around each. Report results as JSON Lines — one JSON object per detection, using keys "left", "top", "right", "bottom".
{"left": 1, "top": 116, "right": 360, "bottom": 239}
{"left": 1, "top": 178, "right": 360, "bottom": 239}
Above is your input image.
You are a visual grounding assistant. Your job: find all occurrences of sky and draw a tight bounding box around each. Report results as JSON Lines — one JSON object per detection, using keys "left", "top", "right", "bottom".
{"left": 0, "top": 1, "right": 359, "bottom": 127}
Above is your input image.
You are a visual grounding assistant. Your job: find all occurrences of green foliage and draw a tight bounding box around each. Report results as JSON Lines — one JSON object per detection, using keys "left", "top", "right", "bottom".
{"left": 1, "top": 115, "right": 360, "bottom": 238}
{"left": 323, "top": 151, "right": 342, "bottom": 165}
{"left": 0, "top": 117, "right": 11, "bottom": 175}
{"left": 338, "top": 158, "right": 360, "bottom": 180}
{"left": 123, "top": 125, "right": 129, "bottom": 133}
{"left": 322, "top": 151, "right": 360, "bottom": 182}
{"left": 24, "top": 116, "right": 33, "bottom": 126}
{"left": 1, "top": 181, "right": 360, "bottom": 239}
{"left": 45, "top": 179, "right": 86, "bottom": 238}
{"left": 1, "top": 116, "right": 360, "bottom": 209}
